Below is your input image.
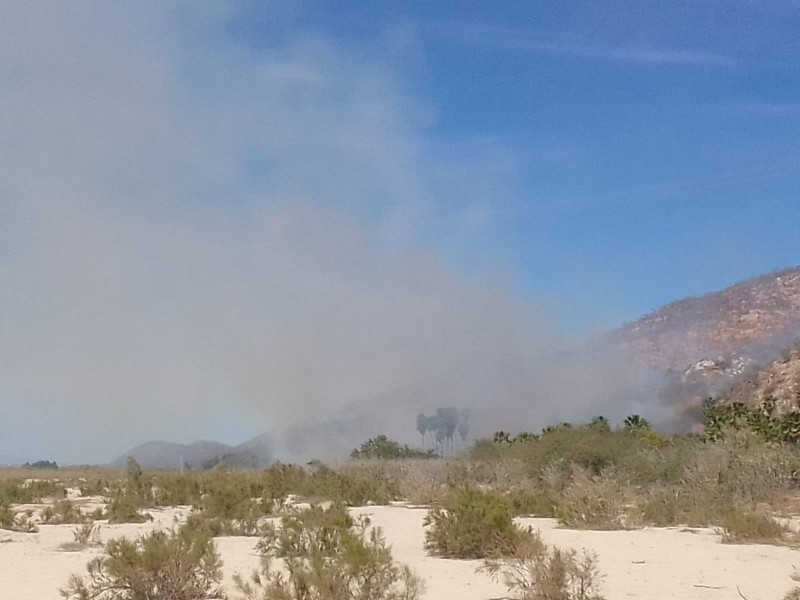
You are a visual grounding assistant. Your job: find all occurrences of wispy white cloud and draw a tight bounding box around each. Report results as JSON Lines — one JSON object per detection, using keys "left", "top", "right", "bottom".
{"left": 428, "top": 21, "right": 734, "bottom": 66}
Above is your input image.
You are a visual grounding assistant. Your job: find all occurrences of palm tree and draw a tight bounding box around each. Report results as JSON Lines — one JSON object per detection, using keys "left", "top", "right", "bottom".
{"left": 587, "top": 416, "right": 611, "bottom": 433}
{"left": 623, "top": 414, "right": 652, "bottom": 433}
{"left": 416, "top": 413, "right": 428, "bottom": 448}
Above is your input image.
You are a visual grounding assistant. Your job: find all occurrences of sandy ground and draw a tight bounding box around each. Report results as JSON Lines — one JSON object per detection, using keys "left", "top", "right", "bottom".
{"left": 1, "top": 503, "right": 796, "bottom": 599}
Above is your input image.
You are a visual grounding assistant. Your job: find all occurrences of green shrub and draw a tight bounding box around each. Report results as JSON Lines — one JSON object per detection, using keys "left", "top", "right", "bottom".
{"left": 61, "top": 525, "right": 224, "bottom": 600}
{"left": 182, "top": 512, "right": 265, "bottom": 538}
{"left": 350, "top": 435, "right": 435, "bottom": 460}
{"left": 424, "top": 485, "right": 530, "bottom": 558}
{"left": 105, "top": 488, "right": 151, "bottom": 524}
{"left": 301, "top": 464, "right": 398, "bottom": 505}
{"left": 480, "top": 531, "right": 606, "bottom": 600}
{"left": 235, "top": 503, "right": 424, "bottom": 600}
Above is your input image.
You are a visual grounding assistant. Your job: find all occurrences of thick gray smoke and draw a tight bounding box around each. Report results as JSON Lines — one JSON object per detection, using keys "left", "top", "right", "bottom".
{"left": 0, "top": 3, "right": 650, "bottom": 464}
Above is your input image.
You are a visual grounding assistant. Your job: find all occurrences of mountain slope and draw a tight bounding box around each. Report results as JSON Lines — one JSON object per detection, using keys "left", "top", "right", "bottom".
{"left": 617, "top": 267, "right": 800, "bottom": 371}
{"left": 109, "top": 440, "right": 235, "bottom": 470}
{"left": 717, "top": 345, "right": 800, "bottom": 413}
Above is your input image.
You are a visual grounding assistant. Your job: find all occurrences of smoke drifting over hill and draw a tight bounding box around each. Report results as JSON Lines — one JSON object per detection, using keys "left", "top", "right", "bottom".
{"left": 1, "top": 3, "right": 659, "bottom": 464}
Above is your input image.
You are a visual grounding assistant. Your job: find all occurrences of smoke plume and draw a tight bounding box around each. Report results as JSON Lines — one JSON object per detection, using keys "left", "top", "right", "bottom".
{"left": 0, "top": 2, "right": 650, "bottom": 464}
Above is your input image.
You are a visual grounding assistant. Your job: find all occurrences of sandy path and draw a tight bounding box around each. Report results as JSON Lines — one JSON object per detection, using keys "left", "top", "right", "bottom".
{"left": 1, "top": 505, "right": 796, "bottom": 599}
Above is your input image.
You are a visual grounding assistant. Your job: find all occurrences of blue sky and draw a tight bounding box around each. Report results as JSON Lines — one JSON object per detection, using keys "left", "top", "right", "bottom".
{"left": 227, "top": 0, "right": 800, "bottom": 329}
{"left": 2, "top": 1, "right": 799, "bottom": 461}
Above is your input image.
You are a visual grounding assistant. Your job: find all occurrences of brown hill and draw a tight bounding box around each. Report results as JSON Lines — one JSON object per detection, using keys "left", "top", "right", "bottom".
{"left": 718, "top": 345, "right": 800, "bottom": 413}
{"left": 617, "top": 267, "right": 800, "bottom": 372}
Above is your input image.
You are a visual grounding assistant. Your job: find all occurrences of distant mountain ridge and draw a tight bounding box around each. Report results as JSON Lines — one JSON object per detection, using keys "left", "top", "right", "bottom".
{"left": 108, "top": 438, "right": 271, "bottom": 470}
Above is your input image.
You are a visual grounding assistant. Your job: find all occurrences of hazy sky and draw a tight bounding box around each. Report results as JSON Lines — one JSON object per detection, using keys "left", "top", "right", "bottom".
{"left": 1, "top": 2, "right": 798, "bottom": 463}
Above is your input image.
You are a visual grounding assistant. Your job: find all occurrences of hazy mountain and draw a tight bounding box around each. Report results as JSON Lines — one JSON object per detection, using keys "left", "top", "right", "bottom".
{"left": 109, "top": 440, "right": 236, "bottom": 470}
{"left": 109, "top": 435, "right": 277, "bottom": 470}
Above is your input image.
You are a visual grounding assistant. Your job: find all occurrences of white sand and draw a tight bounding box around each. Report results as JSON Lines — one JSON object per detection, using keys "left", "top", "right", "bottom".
{"left": 1, "top": 504, "right": 795, "bottom": 599}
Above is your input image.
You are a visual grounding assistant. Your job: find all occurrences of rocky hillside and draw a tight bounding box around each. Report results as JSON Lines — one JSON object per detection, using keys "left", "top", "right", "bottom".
{"left": 617, "top": 267, "right": 800, "bottom": 372}
{"left": 717, "top": 345, "right": 800, "bottom": 413}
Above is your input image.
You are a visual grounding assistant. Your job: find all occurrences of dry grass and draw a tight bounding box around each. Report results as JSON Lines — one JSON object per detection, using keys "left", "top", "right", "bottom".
{"left": 59, "top": 523, "right": 102, "bottom": 552}
{"left": 480, "top": 531, "right": 606, "bottom": 600}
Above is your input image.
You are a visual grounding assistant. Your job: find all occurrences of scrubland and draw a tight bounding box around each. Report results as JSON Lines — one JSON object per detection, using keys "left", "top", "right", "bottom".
{"left": 3, "top": 414, "right": 800, "bottom": 598}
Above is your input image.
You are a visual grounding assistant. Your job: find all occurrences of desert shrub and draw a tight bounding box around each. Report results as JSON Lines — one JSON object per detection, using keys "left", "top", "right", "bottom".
{"left": 350, "top": 435, "right": 435, "bottom": 460}
{"left": 0, "top": 501, "right": 13, "bottom": 529}
{"left": 301, "top": 464, "right": 399, "bottom": 505}
{"left": 60, "top": 523, "right": 102, "bottom": 552}
{"left": 105, "top": 488, "right": 151, "bottom": 524}
{"left": 784, "top": 568, "right": 800, "bottom": 600}
{"left": 196, "top": 477, "right": 270, "bottom": 519}
{"left": 480, "top": 532, "right": 605, "bottom": 600}
{"left": 42, "top": 499, "right": 88, "bottom": 524}
{"left": 720, "top": 509, "right": 791, "bottom": 545}
{"left": 102, "top": 459, "right": 156, "bottom": 524}
{"left": 78, "top": 477, "right": 111, "bottom": 498}
{"left": 261, "top": 463, "right": 306, "bottom": 501}
{"left": 0, "top": 507, "right": 39, "bottom": 533}
{"left": 474, "top": 418, "right": 800, "bottom": 532}
{"left": 633, "top": 486, "right": 730, "bottom": 528}
{"left": 349, "top": 458, "right": 455, "bottom": 507}
{"left": 151, "top": 472, "right": 203, "bottom": 507}
{"left": 235, "top": 503, "right": 424, "bottom": 600}
{"left": 470, "top": 438, "right": 503, "bottom": 461}
{"left": 0, "top": 502, "right": 39, "bottom": 533}
{"left": 0, "top": 478, "right": 59, "bottom": 505}
{"left": 556, "top": 468, "right": 628, "bottom": 530}
{"left": 182, "top": 512, "right": 266, "bottom": 538}
{"left": 424, "top": 485, "right": 530, "bottom": 558}
{"left": 61, "top": 525, "right": 224, "bottom": 600}
{"left": 502, "top": 427, "right": 648, "bottom": 480}
{"left": 507, "top": 489, "right": 559, "bottom": 518}
{"left": 20, "top": 478, "right": 66, "bottom": 501}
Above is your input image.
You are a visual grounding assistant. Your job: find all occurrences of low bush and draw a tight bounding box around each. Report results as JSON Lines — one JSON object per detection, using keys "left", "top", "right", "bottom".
{"left": 480, "top": 531, "right": 606, "bottom": 600}
{"left": 507, "top": 489, "right": 559, "bottom": 518}
{"left": 182, "top": 512, "right": 266, "bottom": 538}
{"left": 784, "top": 568, "right": 800, "bottom": 600}
{"left": 0, "top": 501, "right": 13, "bottom": 529}
{"left": 235, "top": 503, "right": 424, "bottom": 600}
{"left": 556, "top": 469, "right": 628, "bottom": 530}
{"left": 0, "top": 505, "right": 38, "bottom": 533}
{"left": 59, "top": 523, "right": 102, "bottom": 552}
{"left": 105, "top": 488, "right": 151, "bottom": 524}
{"left": 350, "top": 435, "right": 436, "bottom": 460}
{"left": 42, "top": 499, "right": 87, "bottom": 524}
{"left": 720, "top": 510, "right": 791, "bottom": 545}
{"left": 61, "top": 525, "right": 224, "bottom": 600}
{"left": 424, "top": 485, "right": 530, "bottom": 558}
